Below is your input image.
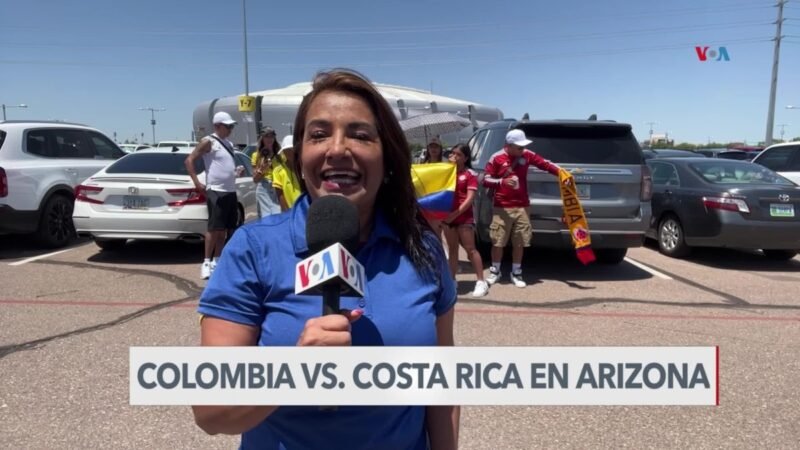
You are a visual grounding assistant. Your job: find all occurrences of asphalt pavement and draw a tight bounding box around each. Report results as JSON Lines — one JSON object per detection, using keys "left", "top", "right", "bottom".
{"left": 1, "top": 235, "right": 798, "bottom": 449}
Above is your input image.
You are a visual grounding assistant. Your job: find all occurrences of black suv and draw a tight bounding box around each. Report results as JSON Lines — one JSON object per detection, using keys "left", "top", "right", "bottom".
{"left": 468, "top": 119, "right": 652, "bottom": 264}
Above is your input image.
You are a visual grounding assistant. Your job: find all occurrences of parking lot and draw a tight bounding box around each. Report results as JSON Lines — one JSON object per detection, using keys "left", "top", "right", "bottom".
{"left": 1, "top": 236, "right": 799, "bottom": 449}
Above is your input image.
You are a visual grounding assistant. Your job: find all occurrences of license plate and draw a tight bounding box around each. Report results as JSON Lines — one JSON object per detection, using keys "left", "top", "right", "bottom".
{"left": 770, "top": 204, "right": 794, "bottom": 217}
{"left": 578, "top": 185, "right": 591, "bottom": 199}
{"left": 123, "top": 196, "right": 149, "bottom": 210}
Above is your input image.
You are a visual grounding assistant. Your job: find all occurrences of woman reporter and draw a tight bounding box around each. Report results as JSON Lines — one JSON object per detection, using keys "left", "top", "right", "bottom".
{"left": 193, "top": 69, "right": 459, "bottom": 450}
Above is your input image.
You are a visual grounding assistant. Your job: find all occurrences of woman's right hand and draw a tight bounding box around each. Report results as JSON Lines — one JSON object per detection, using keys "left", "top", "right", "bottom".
{"left": 297, "top": 310, "right": 363, "bottom": 346}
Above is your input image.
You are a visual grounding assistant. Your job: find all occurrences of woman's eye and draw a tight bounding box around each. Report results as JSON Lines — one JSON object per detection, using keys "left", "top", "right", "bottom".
{"left": 309, "top": 131, "right": 327, "bottom": 140}
{"left": 354, "top": 131, "right": 375, "bottom": 141}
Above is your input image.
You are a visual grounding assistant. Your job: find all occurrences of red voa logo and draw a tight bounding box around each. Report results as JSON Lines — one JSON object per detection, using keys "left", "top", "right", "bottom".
{"left": 695, "top": 46, "right": 730, "bottom": 62}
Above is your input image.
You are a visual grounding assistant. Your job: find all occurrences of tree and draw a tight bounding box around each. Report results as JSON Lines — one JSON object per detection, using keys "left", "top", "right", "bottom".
{"left": 674, "top": 142, "right": 697, "bottom": 150}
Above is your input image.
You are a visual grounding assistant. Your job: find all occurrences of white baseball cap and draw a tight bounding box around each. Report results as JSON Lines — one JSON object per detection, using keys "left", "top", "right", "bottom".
{"left": 279, "top": 135, "right": 294, "bottom": 154}
{"left": 212, "top": 111, "right": 237, "bottom": 125}
{"left": 505, "top": 129, "right": 532, "bottom": 147}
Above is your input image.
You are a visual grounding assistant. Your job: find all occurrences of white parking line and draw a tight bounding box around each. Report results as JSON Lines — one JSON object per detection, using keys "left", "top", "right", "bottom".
{"left": 8, "top": 247, "right": 78, "bottom": 266}
{"left": 623, "top": 257, "right": 673, "bottom": 280}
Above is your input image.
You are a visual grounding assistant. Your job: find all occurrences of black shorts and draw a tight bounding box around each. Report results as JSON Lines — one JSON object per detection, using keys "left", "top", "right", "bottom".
{"left": 206, "top": 190, "right": 238, "bottom": 231}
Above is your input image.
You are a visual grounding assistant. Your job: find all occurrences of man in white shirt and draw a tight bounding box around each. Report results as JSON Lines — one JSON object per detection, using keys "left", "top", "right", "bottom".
{"left": 185, "top": 112, "right": 242, "bottom": 279}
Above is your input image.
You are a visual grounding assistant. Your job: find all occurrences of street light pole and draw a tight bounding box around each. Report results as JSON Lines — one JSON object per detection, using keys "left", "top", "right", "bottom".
{"left": 242, "top": 0, "right": 250, "bottom": 97}
{"left": 2, "top": 103, "right": 28, "bottom": 120}
{"left": 241, "top": 0, "right": 252, "bottom": 145}
{"left": 139, "top": 107, "right": 165, "bottom": 144}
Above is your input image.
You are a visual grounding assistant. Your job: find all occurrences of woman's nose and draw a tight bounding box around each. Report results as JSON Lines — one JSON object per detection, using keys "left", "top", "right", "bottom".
{"left": 327, "top": 131, "right": 349, "bottom": 158}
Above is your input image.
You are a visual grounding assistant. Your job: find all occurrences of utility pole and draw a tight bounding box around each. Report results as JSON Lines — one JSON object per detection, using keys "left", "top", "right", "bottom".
{"left": 645, "top": 122, "right": 657, "bottom": 146}
{"left": 765, "top": 0, "right": 786, "bottom": 146}
{"left": 778, "top": 123, "right": 788, "bottom": 142}
{"left": 139, "top": 107, "right": 165, "bottom": 144}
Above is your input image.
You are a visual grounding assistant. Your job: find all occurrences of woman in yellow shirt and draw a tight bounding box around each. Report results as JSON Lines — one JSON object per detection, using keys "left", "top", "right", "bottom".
{"left": 272, "top": 135, "right": 302, "bottom": 211}
{"left": 251, "top": 128, "right": 282, "bottom": 218}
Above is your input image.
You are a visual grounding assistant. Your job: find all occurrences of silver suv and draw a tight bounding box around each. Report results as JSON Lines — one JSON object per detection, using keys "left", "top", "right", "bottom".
{"left": 469, "top": 119, "right": 652, "bottom": 264}
{"left": 752, "top": 142, "right": 800, "bottom": 185}
{"left": 0, "top": 120, "right": 125, "bottom": 247}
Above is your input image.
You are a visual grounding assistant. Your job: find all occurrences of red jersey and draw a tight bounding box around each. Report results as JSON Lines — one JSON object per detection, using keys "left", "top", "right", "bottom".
{"left": 451, "top": 168, "right": 478, "bottom": 225}
{"left": 483, "top": 146, "right": 560, "bottom": 208}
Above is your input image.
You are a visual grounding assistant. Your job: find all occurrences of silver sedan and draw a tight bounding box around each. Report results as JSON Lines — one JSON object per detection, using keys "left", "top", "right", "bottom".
{"left": 72, "top": 147, "right": 258, "bottom": 250}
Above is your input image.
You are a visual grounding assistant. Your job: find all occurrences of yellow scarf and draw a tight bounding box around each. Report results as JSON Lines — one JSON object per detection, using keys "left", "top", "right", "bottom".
{"left": 558, "top": 168, "right": 595, "bottom": 265}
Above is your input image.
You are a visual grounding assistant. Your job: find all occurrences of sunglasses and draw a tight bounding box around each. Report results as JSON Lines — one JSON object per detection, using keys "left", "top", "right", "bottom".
{"left": 225, "top": 124, "right": 236, "bottom": 130}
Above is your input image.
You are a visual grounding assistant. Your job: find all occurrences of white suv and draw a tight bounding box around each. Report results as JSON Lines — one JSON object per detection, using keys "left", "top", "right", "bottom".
{"left": 0, "top": 121, "right": 125, "bottom": 247}
{"left": 752, "top": 142, "right": 800, "bottom": 185}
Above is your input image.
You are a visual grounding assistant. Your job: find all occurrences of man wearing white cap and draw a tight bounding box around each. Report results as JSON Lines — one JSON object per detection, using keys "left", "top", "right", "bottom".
{"left": 185, "top": 111, "right": 244, "bottom": 279}
{"left": 482, "top": 129, "right": 563, "bottom": 288}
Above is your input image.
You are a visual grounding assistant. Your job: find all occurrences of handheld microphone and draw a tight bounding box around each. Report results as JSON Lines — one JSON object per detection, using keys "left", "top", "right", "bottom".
{"left": 294, "top": 195, "right": 365, "bottom": 316}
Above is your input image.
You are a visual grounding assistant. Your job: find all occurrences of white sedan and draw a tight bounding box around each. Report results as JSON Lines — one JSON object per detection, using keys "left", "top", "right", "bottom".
{"left": 72, "top": 147, "right": 258, "bottom": 250}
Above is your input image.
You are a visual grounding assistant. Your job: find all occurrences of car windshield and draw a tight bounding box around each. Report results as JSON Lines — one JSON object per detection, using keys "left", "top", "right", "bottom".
{"left": 519, "top": 125, "right": 642, "bottom": 164}
{"left": 689, "top": 161, "right": 793, "bottom": 185}
{"left": 0, "top": 130, "right": 6, "bottom": 151}
{"left": 105, "top": 152, "right": 204, "bottom": 175}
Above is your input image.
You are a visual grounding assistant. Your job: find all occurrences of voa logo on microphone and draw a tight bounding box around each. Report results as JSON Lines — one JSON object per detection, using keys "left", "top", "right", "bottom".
{"left": 295, "top": 244, "right": 365, "bottom": 296}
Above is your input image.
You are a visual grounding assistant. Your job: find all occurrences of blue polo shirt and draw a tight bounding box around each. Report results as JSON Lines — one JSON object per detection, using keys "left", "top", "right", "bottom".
{"left": 198, "top": 194, "right": 456, "bottom": 450}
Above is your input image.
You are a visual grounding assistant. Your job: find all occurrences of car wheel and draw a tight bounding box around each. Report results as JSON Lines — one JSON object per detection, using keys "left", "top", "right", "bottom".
{"left": 594, "top": 248, "right": 627, "bottom": 264}
{"left": 95, "top": 238, "right": 127, "bottom": 251}
{"left": 658, "top": 215, "right": 691, "bottom": 258}
{"left": 36, "top": 195, "right": 74, "bottom": 248}
{"left": 762, "top": 249, "right": 797, "bottom": 261}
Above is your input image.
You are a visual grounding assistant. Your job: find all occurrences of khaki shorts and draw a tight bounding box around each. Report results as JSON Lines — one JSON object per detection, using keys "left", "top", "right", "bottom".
{"left": 489, "top": 207, "right": 532, "bottom": 247}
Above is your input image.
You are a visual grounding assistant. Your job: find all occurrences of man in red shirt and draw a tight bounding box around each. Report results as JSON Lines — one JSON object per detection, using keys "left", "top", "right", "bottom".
{"left": 483, "top": 129, "right": 562, "bottom": 287}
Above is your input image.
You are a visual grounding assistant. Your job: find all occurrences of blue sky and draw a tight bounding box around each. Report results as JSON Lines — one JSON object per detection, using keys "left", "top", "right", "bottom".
{"left": 1, "top": 0, "right": 799, "bottom": 144}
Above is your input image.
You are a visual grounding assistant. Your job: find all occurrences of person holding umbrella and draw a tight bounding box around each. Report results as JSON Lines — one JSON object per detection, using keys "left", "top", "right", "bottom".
{"left": 421, "top": 137, "right": 445, "bottom": 163}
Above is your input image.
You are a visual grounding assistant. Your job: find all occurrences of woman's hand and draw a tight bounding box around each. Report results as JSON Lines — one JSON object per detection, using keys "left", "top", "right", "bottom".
{"left": 297, "top": 309, "right": 363, "bottom": 346}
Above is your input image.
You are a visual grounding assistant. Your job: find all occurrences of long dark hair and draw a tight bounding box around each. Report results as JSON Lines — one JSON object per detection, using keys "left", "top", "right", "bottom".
{"left": 292, "top": 69, "right": 436, "bottom": 277}
{"left": 451, "top": 143, "right": 472, "bottom": 169}
{"left": 258, "top": 128, "right": 280, "bottom": 160}
{"left": 421, "top": 142, "right": 443, "bottom": 163}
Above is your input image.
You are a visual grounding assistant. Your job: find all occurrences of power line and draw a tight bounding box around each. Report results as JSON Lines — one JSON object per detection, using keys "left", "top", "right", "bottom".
{"left": 0, "top": 20, "right": 773, "bottom": 55}
{"left": 0, "top": 37, "right": 772, "bottom": 70}
{"left": 2, "top": 3, "right": 774, "bottom": 38}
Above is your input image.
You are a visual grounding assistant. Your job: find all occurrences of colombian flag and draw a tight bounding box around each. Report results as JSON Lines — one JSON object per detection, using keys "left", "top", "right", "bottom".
{"left": 411, "top": 162, "right": 457, "bottom": 220}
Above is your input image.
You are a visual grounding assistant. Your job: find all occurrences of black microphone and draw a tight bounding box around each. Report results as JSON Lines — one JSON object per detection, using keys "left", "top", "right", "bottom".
{"left": 295, "top": 195, "right": 362, "bottom": 316}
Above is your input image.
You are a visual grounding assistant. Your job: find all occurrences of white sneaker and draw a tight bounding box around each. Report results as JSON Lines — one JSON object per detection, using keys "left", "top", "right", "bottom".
{"left": 486, "top": 267, "right": 501, "bottom": 285}
{"left": 472, "top": 280, "right": 489, "bottom": 297}
{"left": 510, "top": 271, "right": 526, "bottom": 288}
{"left": 210, "top": 260, "right": 217, "bottom": 273}
{"left": 201, "top": 261, "right": 211, "bottom": 280}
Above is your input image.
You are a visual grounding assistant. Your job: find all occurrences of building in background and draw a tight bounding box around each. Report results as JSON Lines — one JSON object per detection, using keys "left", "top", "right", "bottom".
{"left": 193, "top": 81, "right": 504, "bottom": 147}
